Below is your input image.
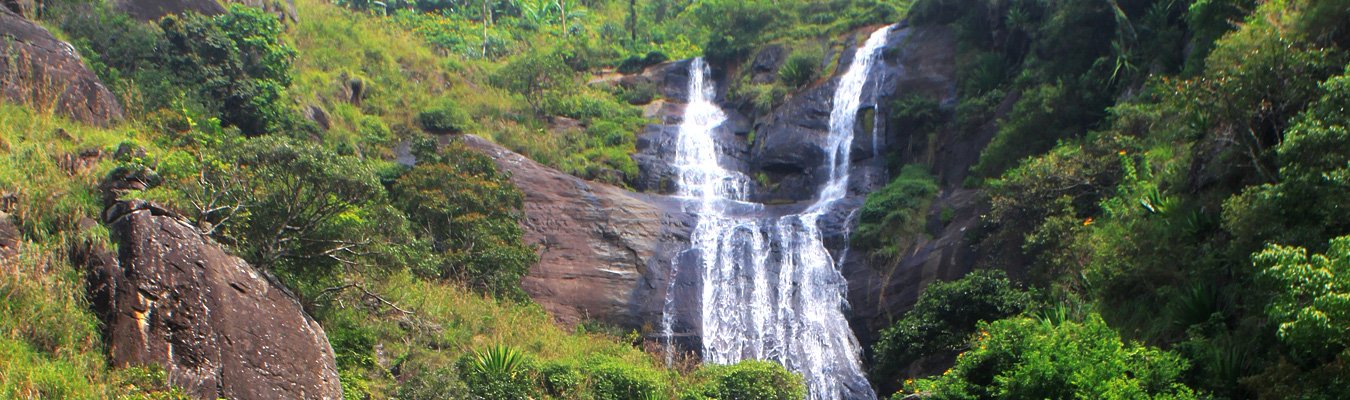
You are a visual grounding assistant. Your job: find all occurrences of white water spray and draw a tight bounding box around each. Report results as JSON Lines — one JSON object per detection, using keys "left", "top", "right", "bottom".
{"left": 663, "top": 25, "right": 894, "bottom": 400}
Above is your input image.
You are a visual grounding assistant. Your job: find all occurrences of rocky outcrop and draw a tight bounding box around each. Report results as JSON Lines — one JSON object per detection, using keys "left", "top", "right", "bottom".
{"left": 0, "top": 7, "right": 124, "bottom": 126}
{"left": 460, "top": 135, "right": 693, "bottom": 330}
{"left": 91, "top": 200, "right": 342, "bottom": 400}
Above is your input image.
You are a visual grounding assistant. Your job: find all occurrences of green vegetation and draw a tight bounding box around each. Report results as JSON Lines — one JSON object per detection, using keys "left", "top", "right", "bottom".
{"left": 683, "top": 360, "right": 806, "bottom": 400}
{"left": 870, "top": 270, "right": 1032, "bottom": 381}
{"left": 879, "top": 0, "right": 1350, "bottom": 399}
{"left": 907, "top": 314, "right": 1198, "bottom": 399}
{"left": 853, "top": 165, "right": 939, "bottom": 260}
{"left": 7, "top": 0, "right": 1350, "bottom": 398}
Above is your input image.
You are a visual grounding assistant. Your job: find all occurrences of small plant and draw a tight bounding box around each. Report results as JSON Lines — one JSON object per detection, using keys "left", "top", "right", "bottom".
{"left": 416, "top": 102, "right": 473, "bottom": 134}
{"left": 779, "top": 46, "right": 823, "bottom": 88}
{"left": 460, "top": 345, "right": 535, "bottom": 400}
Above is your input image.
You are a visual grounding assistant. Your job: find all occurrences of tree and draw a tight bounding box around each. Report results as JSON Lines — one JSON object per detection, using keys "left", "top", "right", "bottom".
{"left": 159, "top": 5, "right": 298, "bottom": 135}
{"left": 221, "top": 136, "right": 385, "bottom": 275}
{"left": 392, "top": 139, "right": 537, "bottom": 298}
{"left": 907, "top": 314, "right": 1198, "bottom": 399}
{"left": 491, "top": 49, "right": 577, "bottom": 114}
{"left": 1255, "top": 235, "right": 1350, "bottom": 363}
{"left": 871, "top": 270, "right": 1032, "bottom": 383}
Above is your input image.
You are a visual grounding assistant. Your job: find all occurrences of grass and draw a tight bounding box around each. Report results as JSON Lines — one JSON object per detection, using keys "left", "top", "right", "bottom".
{"left": 0, "top": 102, "right": 185, "bottom": 398}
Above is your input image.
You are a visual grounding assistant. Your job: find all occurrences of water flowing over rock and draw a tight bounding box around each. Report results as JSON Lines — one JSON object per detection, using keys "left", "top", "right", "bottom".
{"left": 0, "top": 6, "right": 124, "bottom": 126}
{"left": 89, "top": 200, "right": 343, "bottom": 400}
{"left": 661, "top": 26, "right": 898, "bottom": 400}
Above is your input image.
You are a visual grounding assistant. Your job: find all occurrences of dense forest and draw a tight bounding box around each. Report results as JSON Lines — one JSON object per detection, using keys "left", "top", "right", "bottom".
{"left": 0, "top": 0, "right": 1346, "bottom": 399}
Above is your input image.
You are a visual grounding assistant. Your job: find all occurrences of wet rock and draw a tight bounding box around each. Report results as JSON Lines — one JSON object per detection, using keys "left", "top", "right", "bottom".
{"left": 93, "top": 200, "right": 343, "bottom": 399}
{"left": 0, "top": 7, "right": 124, "bottom": 126}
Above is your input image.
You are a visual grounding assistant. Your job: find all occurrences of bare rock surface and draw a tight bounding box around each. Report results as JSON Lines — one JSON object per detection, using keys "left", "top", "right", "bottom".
{"left": 92, "top": 200, "right": 342, "bottom": 400}
{"left": 0, "top": 7, "right": 124, "bottom": 126}
{"left": 460, "top": 135, "right": 693, "bottom": 329}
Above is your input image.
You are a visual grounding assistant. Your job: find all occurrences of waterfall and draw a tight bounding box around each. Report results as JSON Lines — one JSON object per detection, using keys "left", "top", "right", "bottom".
{"left": 663, "top": 25, "right": 893, "bottom": 400}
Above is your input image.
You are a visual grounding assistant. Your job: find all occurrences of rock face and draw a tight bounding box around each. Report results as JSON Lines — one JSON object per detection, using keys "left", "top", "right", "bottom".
{"left": 483, "top": 23, "right": 973, "bottom": 359}
{"left": 91, "top": 200, "right": 343, "bottom": 400}
{"left": 0, "top": 7, "right": 124, "bottom": 126}
{"left": 460, "top": 135, "right": 693, "bottom": 329}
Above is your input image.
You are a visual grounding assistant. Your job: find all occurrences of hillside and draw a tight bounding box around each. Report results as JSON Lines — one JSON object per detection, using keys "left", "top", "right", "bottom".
{"left": 1, "top": 0, "right": 1348, "bottom": 399}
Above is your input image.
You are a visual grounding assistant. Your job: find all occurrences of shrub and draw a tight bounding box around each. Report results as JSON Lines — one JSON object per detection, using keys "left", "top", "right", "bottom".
{"left": 685, "top": 360, "right": 805, "bottom": 400}
{"left": 852, "top": 165, "right": 939, "bottom": 259}
{"left": 906, "top": 314, "right": 1197, "bottom": 399}
{"left": 778, "top": 47, "right": 823, "bottom": 88}
{"left": 459, "top": 345, "right": 535, "bottom": 400}
{"left": 581, "top": 357, "right": 666, "bottom": 400}
{"left": 416, "top": 102, "right": 473, "bottom": 134}
{"left": 1254, "top": 235, "right": 1350, "bottom": 363}
{"left": 871, "top": 270, "right": 1032, "bottom": 381}
{"left": 159, "top": 5, "right": 299, "bottom": 135}
{"left": 392, "top": 138, "right": 536, "bottom": 298}
{"left": 491, "top": 50, "right": 577, "bottom": 114}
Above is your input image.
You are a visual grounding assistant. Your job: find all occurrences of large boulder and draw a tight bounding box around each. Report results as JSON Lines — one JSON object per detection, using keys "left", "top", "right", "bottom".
{"left": 0, "top": 7, "right": 124, "bottom": 126}
{"left": 460, "top": 135, "right": 693, "bottom": 330}
{"left": 92, "top": 200, "right": 342, "bottom": 400}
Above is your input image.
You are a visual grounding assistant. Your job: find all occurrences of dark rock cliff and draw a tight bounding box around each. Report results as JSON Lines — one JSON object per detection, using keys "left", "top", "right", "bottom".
{"left": 89, "top": 200, "right": 343, "bottom": 399}
{"left": 0, "top": 7, "right": 124, "bottom": 126}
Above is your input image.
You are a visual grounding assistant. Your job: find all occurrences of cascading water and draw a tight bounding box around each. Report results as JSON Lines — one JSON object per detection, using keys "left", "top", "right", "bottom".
{"left": 663, "top": 25, "right": 894, "bottom": 400}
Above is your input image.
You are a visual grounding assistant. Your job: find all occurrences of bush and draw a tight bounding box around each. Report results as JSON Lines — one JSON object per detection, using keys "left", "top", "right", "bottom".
{"left": 684, "top": 360, "right": 805, "bottom": 400}
{"left": 458, "top": 345, "right": 535, "bottom": 400}
{"left": 159, "top": 5, "right": 299, "bottom": 135}
{"left": 871, "top": 270, "right": 1032, "bottom": 381}
{"left": 392, "top": 138, "right": 536, "bottom": 298}
{"left": 906, "top": 314, "right": 1197, "bottom": 399}
{"left": 491, "top": 50, "right": 577, "bottom": 114}
{"left": 852, "top": 165, "right": 939, "bottom": 258}
{"left": 416, "top": 102, "right": 473, "bottom": 134}
{"left": 778, "top": 47, "right": 823, "bottom": 88}
{"left": 581, "top": 357, "right": 666, "bottom": 400}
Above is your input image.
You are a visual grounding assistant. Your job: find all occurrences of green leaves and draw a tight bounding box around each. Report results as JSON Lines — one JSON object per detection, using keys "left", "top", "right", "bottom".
{"left": 852, "top": 165, "right": 939, "bottom": 259}
{"left": 392, "top": 139, "right": 535, "bottom": 299}
{"left": 459, "top": 345, "right": 536, "bottom": 400}
{"left": 683, "top": 360, "right": 805, "bottom": 400}
{"left": 1255, "top": 236, "right": 1350, "bottom": 362}
{"left": 871, "top": 270, "right": 1032, "bottom": 382}
{"left": 907, "top": 314, "right": 1197, "bottom": 400}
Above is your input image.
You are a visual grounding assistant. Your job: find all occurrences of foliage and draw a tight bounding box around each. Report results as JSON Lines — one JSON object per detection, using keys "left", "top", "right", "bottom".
{"left": 905, "top": 314, "right": 1197, "bottom": 399}
{"left": 778, "top": 46, "right": 823, "bottom": 88}
{"left": 392, "top": 138, "right": 536, "bottom": 298}
{"left": 459, "top": 345, "right": 536, "bottom": 400}
{"left": 491, "top": 48, "right": 579, "bottom": 114}
{"left": 579, "top": 357, "right": 668, "bottom": 400}
{"left": 416, "top": 101, "right": 474, "bottom": 134}
{"left": 871, "top": 270, "right": 1032, "bottom": 382}
{"left": 852, "top": 165, "right": 939, "bottom": 259}
{"left": 1254, "top": 236, "right": 1350, "bottom": 363}
{"left": 1223, "top": 69, "right": 1350, "bottom": 251}
{"left": 683, "top": 360, "right": 806, "bottom": 400}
